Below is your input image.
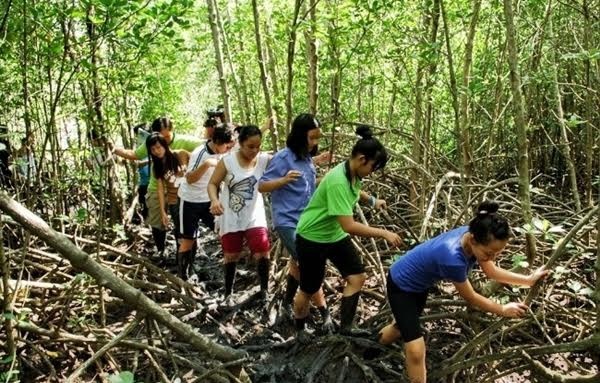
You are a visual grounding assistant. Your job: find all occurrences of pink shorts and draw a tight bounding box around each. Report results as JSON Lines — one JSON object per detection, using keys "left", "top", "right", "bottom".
{"left": 221, "top": 227, "right": 270, "bottom": 254}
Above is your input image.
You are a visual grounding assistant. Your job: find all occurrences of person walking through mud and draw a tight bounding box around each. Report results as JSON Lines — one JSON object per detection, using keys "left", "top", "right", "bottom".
{"left": 258, "top": 113, "right": 333, "bottom": 330}
{"left": 208, "top": 125, "right": 271, "bottom": 304}
{"left": 377, "top": 200, "right": 549, "bottom": 383}
{"left": 146, "top": 132, "right": 190, "bottom": 262}
{"left": 113, "top": 117, "right": 202, "bottom": 258}
{"left": 293, "top": 126, "right": 402, "bottom": 337}
{"left": 176, "top": 124, "right": 235, "bottom": 279}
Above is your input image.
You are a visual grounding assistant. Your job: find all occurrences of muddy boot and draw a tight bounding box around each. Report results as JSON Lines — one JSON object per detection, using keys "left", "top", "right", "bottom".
{"left": 151, "top": 228, "right": 167, "bottom": 262}
{"left": 295, "top": 317, "right": 310, "bottom": 343}
{"left": 184, "top": 250, "right": 195, "bottom": 277}
{"left": 363, "top": 331, "right": 385, "bottom": 360}
{"left": 176, "top": 251, "right": 187, "bottom": 280}
{"left": 319, "top": 306, "right": 334, "bottom": 334}
{"left": 224, "top": 262, "right": 237, "bottom": 297}
{"left": 257, "top": 258, "right": 270, "bottom": 293}
{"left": 339, "top": 292, "right": 370, "bottom": 337}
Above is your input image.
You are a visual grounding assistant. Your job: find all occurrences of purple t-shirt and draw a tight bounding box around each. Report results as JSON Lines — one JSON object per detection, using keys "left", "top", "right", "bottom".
{"left": 390, "top": 226, "right": 476, "bottom": 293}
{"left": 259, "top": 147, "right": 316, "bottom": 228}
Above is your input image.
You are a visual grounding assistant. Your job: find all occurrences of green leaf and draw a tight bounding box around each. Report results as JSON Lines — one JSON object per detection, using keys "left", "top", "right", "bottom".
{"left": 2, "top": 312, "right": 16, "bottom": 321}
{"left": 0, "top": 355, "right": 13, "bottom": 364}
{"left": 108, "top": 371, "right": 134, "bottom": 383}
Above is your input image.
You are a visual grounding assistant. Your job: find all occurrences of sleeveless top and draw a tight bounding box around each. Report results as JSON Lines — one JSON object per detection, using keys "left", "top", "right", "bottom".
{"left": 218, "top": 152, "right": 269, "bottom": 236}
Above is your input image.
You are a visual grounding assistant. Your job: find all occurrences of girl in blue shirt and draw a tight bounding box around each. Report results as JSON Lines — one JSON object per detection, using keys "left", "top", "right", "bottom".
{"left": 378, "top": 201, "right": 549, "bottom": 383}
{"left": 258, "top": 114, "right": 333, "bottom": 330}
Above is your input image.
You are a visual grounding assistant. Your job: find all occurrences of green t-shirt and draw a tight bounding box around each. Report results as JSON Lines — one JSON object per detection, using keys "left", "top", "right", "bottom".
{"left": 136, "top": 133, "right": 203, "bottom": 191}
{"left": 296, "top": 162, "right": 361, "bottom": 243}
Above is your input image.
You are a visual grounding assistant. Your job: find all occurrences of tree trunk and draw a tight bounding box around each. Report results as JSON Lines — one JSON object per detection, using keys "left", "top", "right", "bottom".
{"left": 459, "top": 0, "right": 481, "bottom": 179}
{"left": 583, "top": 0, "right": 594, "bottom": 208}
{"left": 410, "top": 0, "right": 440, "bottom": 224}
{"left": 284, "top": 0, "right": 303, "bottom": 135}
{"left": 439, "top": 0, "right": 466, "bottom": 208}
{"left": 502, "top": 0, "right": 537, "bottom": 262}
{"left": 206, "top": 0, "right": 232, "bottom": 122}
{"left": 548, "top": 13, "right": 581, "bottom": 212}
{"left": 304, "top": 0, "right": 318, "bottom": 115}
{"left": 0, "top": 191, "right": 245, "bottom": 362}
{"left": 86, "top": 4, "right": 123, "bottom": 224}
{"left": 251, "top": 0, "right": 278, "bottom": 150}
{"left": 215, "top": 1, "right": 245, "bottom": 123}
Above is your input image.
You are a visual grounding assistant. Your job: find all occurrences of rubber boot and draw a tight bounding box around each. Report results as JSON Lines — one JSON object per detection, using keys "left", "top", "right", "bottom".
{"left": 339, "top": 292, "right": 370, "bottom": 336}
{"left": 224, "top": 262, "right": 237, "bottom": 297}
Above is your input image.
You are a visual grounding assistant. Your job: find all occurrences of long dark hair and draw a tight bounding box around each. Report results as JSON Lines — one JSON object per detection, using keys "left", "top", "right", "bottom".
{"left": 351, "top": 125, "right": 388, "bottom": 171}
{"left": 146, "top": 133, "right": 180, "bottom": 179}
{"left": 151, "top": 117, "right": 173, "bottom": 133}
{"left": 468, "top": 201, "right": 511, "bottom": 244}
{"left": 286, "top": 113, "right": 320, "bottom": 159}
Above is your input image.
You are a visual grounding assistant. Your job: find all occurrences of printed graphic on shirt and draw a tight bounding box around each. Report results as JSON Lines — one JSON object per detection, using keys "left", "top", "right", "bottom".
{"left": 229, "top": 175, "right": 257, "bottom": 213}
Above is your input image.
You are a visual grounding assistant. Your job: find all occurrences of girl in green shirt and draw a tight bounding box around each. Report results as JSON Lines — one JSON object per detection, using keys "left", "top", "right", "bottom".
{"left": 294, "top": 126, "right": 402, "bottom": 337}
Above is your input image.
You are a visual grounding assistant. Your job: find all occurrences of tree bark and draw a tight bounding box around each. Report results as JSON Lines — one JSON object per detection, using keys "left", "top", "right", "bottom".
{"left": 251, "top": 0, "right": 278, "bottom": 150}
{"left": 215, "top": 1, "right": 245, "bottom": 123}
{"left": 502, "top": 0, "right": 537, "bottom": 262}
{"left": 410, "top": 0, "right": 440, "bottom": 224}
{"left": 0, "top": 191, "right": 245, "bottom": 362}
{"left": 304, "top": 0, "right": 319, "bottom": 115}
{"left": 285, "top": 0, "right": 303, "bottom": 135}
{"left": 459, "top": 0, "right": 482, "bottom": 179}
{"left": 548, "top": 12, "right": 581, "bottom": 212}
{"left": 206, "top": 0, "right": 232, "bottom": 122}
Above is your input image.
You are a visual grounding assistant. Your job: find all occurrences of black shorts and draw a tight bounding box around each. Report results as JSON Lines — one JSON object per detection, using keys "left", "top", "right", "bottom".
{"left": 387, "top": 273, "right": 428, "bottom": 343}
{"left": 297, "top": 234, "right": 365, "bottom": 295}
{"left": 179, "top": 199, "right": 215, "bottom": 239}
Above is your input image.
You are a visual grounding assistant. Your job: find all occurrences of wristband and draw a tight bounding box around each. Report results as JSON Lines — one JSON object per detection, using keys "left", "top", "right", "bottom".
{"left": 369, "top": 195, "right": 376, "bottom": 208}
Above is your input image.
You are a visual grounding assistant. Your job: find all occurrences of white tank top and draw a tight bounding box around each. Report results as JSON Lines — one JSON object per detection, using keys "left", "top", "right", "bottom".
{"left": 218, "top": 151, "right": 269, "bottom": 235}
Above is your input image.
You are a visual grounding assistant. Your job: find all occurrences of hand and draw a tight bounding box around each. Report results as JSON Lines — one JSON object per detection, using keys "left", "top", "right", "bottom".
{"left": 501, "top": 302, "right": 528, "bottom": 318}
{"left": 313, "top": 151, "right": 333, "bottom": 166}
{"left": 382, "top": 231, "right": 402, "bottom": 247}
{"left": 528, "top": 266, "right": 550, "bottom": 286}
{"left": 210, "top": 200, "right": 224, "bottom": 216}
{"left": 374, "top": 199, "right": 387, "bottom": 210}
{"left": 204, "top": 158, "right": 219, "bottom": 167}
{"left": 284, "top": 170, "right": 302, "bottom": 184}
{"left": 161, "top": 212, "right": 170, "bottom": 228}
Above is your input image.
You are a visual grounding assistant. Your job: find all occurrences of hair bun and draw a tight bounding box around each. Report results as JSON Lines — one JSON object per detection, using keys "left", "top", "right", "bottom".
{"left": 475, "top": 200, "right": 500, "bottom": 217}
{"left": 355, "top": 125, "right": 373, "bottom": 140}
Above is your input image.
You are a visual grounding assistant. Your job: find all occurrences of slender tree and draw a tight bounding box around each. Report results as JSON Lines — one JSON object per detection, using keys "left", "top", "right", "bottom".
{"left": 503, "top": 0, "right": 537, "bottom": 262}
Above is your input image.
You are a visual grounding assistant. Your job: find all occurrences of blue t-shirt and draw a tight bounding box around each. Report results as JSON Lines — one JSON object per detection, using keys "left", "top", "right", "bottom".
{"left": 138, "top": 164, "right": 150, "bottom": 186}
{"left": 259, "top": 147, "right": 317, "bottom": 228}
{"left": 390, "top": 226, "right": 476, "bottom": 293}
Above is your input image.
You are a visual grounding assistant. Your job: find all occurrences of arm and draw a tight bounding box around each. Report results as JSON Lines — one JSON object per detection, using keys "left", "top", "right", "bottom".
{"left": 186, "top": 158, "right": 218, "bottom": 184}
{"left": 359, "top": 190, "right": 387, "bottom": 209}
{"left": 258, "top": 170, "right": 301, "bottom": 193}
{"left": 112, "top": 147, "right": 139, "bottom": 161}
{"left": 453, "top": 280, "right": 528, "bottom": 317}
{"left": 157, "top": 179, "right": 169, "bottom": 227}
{"left": 479, "top": 261, "right": 548, "bottom": 287}
{"left": 337, "top": 216, "right": 401, "bottom": 247}
{"left": 207, "top": 159, "right": 227, "bottom": 216}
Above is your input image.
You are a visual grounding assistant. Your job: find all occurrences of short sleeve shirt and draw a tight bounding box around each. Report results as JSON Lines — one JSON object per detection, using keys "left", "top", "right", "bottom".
{"left": 259, "top": 148, "right": 316, "bottom": 228}
{"left": 296, "top": 162, "right": 360, "bottom": 243}
{"left": 135, "top": 133, "right": 203, "bottom": 192}
{"left": 178, "top": 141, "right": 221, "bottom": 203}
{"left": 389, "top": 226, "right": 476, "bottom": 293}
